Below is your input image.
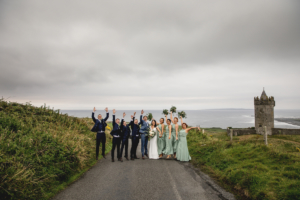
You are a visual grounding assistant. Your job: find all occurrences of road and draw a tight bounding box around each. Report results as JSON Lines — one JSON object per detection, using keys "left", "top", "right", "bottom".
{"left": 52, "top": 140, "right": 235, "bottom": 200}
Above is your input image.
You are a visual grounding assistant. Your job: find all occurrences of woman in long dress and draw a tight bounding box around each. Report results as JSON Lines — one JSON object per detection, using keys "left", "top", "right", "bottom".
{"left": 170, "top": 112, "right": 179, "bottom": 159}
{"left": 164, "top": 115, "right": 173, "bottom": 159}
{"left": 149, "top": 119, "right": 161, "bottom": 159}
{"left": 157, "top": 118, "right": 165, "bottom": 158}
{"left": 176, "top": 116, "right": 200, "bottom": 162}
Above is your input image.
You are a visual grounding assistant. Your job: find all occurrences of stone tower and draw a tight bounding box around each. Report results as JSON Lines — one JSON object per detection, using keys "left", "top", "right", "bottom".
{"left": 254, "top": 89, "right": 275, "bottom": 135}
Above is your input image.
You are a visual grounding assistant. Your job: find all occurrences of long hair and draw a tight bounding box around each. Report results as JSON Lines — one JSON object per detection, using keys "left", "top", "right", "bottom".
{"left": 151, "top": 119, "right": 157, "bottom": 127}
{"left": 182, "top": 123, "right": 188, "bottom": 128}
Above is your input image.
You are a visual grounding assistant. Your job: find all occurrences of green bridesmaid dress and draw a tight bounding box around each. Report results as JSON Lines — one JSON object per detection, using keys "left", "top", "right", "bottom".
{"left": 164, "top": 125, "right": 173, "bottom": 155}
{"left": 157, "top": 124, "right": 165, "bottom": 155}
{"left": 172, "top": 124, "right": 178, "bottom": 153}
{"left": 176, "top": 129, "right": 191, "bottom": 161}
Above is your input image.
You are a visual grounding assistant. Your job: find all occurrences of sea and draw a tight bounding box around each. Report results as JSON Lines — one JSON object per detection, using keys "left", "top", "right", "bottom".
{"left": 60, "top": 109, "right": 300, "bottom": 129}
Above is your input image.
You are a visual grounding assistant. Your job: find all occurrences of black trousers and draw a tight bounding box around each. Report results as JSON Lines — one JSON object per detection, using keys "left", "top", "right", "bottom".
{"left": 96, "top": 133, "right": 106, "bottom": 158}
{"left": 130, "top": 138, "right": 139, "bottom": 158}
{"left": 119, "top": 138, "right": 128, "bottom": 158}
{"left": 111, "top": 137, "right": 121, "bottom": 159}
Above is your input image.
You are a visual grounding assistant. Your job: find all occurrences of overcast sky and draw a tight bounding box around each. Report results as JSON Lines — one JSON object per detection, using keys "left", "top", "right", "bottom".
{"left": 0, "top": 0, "right": 300, "bottom": 110}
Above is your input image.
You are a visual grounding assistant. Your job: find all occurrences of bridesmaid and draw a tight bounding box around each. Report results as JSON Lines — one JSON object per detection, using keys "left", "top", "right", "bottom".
{"left": 170, "top": 112, "right": 179, "bottom": 159}
{"left": 157, "top": 118, "right": 165, "bottom": 158}
{"left": 164, "top": 115, "right": 173, "bottom": 159}
{"left": 176, "top": 116, "right": 200, "bottom": 162}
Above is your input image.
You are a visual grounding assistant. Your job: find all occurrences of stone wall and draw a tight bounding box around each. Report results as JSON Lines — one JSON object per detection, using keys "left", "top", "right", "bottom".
{"left": 227, "top": 128, "right": 256, "bottom": 136}
{"left": 272, "top": 128, "right": 300, "bottom": 135}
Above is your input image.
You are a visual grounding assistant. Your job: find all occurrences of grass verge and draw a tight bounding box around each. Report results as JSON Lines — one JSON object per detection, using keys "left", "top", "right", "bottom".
{"left": 187, "top": 128, "right": 300, "bottom": 200}
{"left": 0, "top": 100, "right": 112, "bottom": 199}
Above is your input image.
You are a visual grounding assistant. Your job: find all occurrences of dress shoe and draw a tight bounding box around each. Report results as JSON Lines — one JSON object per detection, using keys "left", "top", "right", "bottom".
{"left": 102, "top": 155, "right": 106, "bottom": 159}
{"left": 125, "top": 157, "right": 129, "bottom": 161}
{"left": 96, "top": 156, "right": 98, "bottom": 160}
{"left": 131, "top": 158, "right": 134, "bottom": 161}
{"left": 120, "top": 159, "right": 123, "bottom": 162}
{"left": 112, "top": 158, "right": 115, "bottom": 162}
{"left": 134, "top": 157, "right": 140, "bottom": 159}
{"left": 145, "top": 154, "right": 149, "bottom": 158}
{"left": 142, "top": 157, "right": 145, "bottom": 160}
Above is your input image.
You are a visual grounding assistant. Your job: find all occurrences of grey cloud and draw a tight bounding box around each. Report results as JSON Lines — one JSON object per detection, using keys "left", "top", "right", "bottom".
{"left": 0, "top": 0, "right": 300, "bottom": 109}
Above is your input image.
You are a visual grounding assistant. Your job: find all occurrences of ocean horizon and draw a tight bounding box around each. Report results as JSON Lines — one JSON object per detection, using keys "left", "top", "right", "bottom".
{"left": 61, "top": 109, "right": 300, "bottom": 129}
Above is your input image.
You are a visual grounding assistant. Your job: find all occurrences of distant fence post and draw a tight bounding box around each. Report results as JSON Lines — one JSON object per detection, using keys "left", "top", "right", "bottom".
{"left": 264, "top": 126, "right": 268, "bottom": 145}
{"left": 230, "top": 129, "right": 233, "bottom": 142}
{"left": 202, "top": 129, "right": 205, "bottom": 134}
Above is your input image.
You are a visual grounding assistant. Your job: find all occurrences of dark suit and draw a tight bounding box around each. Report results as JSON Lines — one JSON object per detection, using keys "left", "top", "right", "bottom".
{"left": 129, "top": 117, "right": 140, "bottom": 158}
{"left": 92, "top": 112, "right": 109, "bottom": 158}
{"left": 119, "top": 119, "right": 131, "bottom": 158}
{"left": 111, "top": 115, "right": 121, "bottom": 160}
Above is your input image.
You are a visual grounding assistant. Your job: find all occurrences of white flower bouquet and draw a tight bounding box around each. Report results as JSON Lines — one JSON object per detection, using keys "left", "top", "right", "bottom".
{"left": 148, "top": 130, "right": 156, "bottom": 138}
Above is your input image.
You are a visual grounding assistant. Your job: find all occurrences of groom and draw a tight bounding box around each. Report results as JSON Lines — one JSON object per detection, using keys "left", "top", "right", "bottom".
{"left": 139, "top": 110, "right": 149, "bottom": 159}
{"left": 91, "top": 107, "right": 109, "bottom": 160}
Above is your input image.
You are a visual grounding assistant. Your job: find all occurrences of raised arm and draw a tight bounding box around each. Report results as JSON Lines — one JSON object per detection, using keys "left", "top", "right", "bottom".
{"left": 170, "top": 111, "right": 175, "bottom": 124}
{"left": 180, "top": 116, "right": 183, "bottom": 126}
{"left": 120, "top": 112, "right": 125, "bottom": 129}
{"left": 185, "top": 127, "right": 200, "bottom": 133}
{"left": 92, "top": 107, "right": 97, "bottom": 123}
{"left": 140, "top": 109, "right": 144, "bottom": 125}
{"left": 112, "top": 109, "right": 116, "bottom": 127}
{"left": 165, "top": 115, "right": 168, "bottom": 124}
{"left": 104, "top": 107, "right": 109, "bottom": 121}
{"left": 129, "top": 115, "right": 134, "bottom": 129}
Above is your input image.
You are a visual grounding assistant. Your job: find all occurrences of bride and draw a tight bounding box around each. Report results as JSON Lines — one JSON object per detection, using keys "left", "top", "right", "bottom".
{"left": 149, "top": 119, "right": 161, "bottom": 159}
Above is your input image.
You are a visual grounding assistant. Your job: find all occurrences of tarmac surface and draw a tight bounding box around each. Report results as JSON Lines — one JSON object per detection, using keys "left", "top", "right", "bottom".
{"left": 52, "top": 140, "right": 236, "bottom": 200}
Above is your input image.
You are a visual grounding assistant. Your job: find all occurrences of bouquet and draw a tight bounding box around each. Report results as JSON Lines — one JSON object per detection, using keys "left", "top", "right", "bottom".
{"left": 146, "top": 113, "right": 153, "bottom": 121}
{"left": 148, "top": 130, "right": 156, "bottom": 138}
{"left": 178, "top": 111, "right": 187, "bottom": 118}
{"left": 162, "top": 109, "right": 169, "bottom": 115}
{"left": 170, "top": 106, "right": 177, "bottom": 113}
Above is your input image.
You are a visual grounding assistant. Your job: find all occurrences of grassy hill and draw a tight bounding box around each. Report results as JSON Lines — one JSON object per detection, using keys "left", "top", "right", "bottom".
{"left": 187, "top": 128, "right": 300, "bottom": 200}
{"left": 0, "top": 100, "right": 112, "bottom": 199}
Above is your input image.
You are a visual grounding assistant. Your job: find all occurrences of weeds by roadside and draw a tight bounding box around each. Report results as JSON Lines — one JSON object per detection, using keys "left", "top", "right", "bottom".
{"left": 188, "top": 128, "right": 300, "bottom": 200}
{"left": 0, "top": 100, "right": 112, "bottom": 199}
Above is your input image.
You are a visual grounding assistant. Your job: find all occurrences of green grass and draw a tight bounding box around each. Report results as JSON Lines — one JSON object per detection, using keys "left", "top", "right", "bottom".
{"left": 188, "top": 128, "right": 300, "bottom": 200}
{"left": 0, "top": 100, "right": 112, "bottom": 199}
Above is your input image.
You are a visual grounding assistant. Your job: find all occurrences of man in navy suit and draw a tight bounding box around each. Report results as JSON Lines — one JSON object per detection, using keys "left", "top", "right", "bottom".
{"left": 139, "top": 109, "right": 149, "bottom": 159}
{"left": 110, "top": 109, "right": 122, "bottom": 162}
{"left": 129, "top": 112, "right": 140, "bottom": 160}
{"left": 119, "top": 112, "right": 131, "bottom": 161}
{"left": 92, "top": 107, "right": 109, "bottom": 160}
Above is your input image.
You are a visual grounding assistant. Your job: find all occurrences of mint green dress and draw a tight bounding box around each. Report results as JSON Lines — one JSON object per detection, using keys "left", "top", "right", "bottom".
{"left": 157, "top": 124, "right": 165, "bottom": 155}
{"left": 176, "top": 129, "right": 191, "bottom": 162}
{"left": 172, "top": 124, "right": 178, "bottom": 153}
{"left": 164, "top": 125, "right": 173, "bottom": 155}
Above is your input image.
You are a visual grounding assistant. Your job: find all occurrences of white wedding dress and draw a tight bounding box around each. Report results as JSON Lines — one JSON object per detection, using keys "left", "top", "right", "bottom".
{"left": 149, "top": 127, "right": 159, "bottom": 159}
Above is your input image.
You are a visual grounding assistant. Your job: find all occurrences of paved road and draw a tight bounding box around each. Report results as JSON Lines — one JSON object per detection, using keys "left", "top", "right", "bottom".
{"left": 53, "top": 140, "right": 235, "bottom": 200}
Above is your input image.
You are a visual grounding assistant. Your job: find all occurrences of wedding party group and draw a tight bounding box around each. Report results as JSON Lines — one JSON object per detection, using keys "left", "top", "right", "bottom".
{"left": 91, "top": 107, "right": 200, "bottom": 162}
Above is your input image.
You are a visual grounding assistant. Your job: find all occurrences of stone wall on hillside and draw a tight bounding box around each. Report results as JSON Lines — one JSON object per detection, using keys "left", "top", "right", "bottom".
{"left": 227, "top": 128, "right": 256, "bottom": 136}
{"left": 272, "top": 128, "right": 300, "bottom": 135}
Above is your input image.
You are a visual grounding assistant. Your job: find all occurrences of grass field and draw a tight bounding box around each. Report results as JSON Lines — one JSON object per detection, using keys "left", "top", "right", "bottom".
{"left": 187, "top": 128, "right": 300, "bottom": 200}
{"left": 0, "top": 100, "right": 112, "bottom": 199}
